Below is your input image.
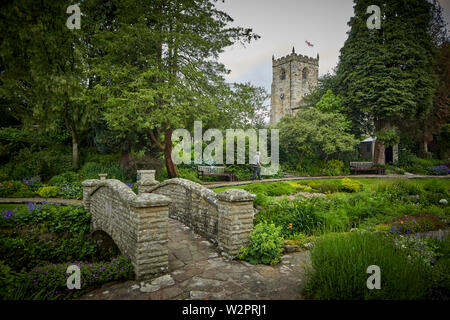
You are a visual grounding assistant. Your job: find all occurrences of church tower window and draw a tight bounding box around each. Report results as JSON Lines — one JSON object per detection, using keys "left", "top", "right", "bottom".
{"left": 302, "top": 67, "right": 308, "bottom": 82}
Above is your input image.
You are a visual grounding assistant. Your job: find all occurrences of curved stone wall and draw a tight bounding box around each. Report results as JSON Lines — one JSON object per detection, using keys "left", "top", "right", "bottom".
{"left": 146, "top": 178, "right": 220, "bottom": 242}
{"left": 82, "top": 179, "right": 171, "bottom": 280}
{"left": 147, "top": 178, "right": 256, "bottom": 258}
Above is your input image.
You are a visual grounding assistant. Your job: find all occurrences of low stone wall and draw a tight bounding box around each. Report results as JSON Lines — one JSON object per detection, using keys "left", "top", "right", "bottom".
{"left": 148, "top": 178, "right": 256, "bottom": 258}
{"left": 146, "top": 179, "right": 220, "bottom": 241}
{"left": 82, "top": 179, "right": 171, "bottom": 280}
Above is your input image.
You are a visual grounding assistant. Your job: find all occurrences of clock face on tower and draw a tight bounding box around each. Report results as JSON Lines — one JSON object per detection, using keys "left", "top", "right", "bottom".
{"left": 280, "top": 93, "right": 284, "bottom": 100}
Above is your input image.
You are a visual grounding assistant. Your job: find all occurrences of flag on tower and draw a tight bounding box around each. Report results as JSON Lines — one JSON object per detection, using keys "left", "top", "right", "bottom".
{"left": 305, "top": 40, "right": 314, "bottom": 47}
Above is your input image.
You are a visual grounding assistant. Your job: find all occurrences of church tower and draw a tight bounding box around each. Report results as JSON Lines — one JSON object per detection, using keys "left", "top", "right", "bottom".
{"left": 270, "top": 47, "right": 319, "bottom": 124}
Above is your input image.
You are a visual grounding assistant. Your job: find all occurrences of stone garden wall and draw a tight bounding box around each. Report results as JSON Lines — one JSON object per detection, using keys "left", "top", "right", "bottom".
{"left": 82, "top": 172, "right": 255, "bottom": 280}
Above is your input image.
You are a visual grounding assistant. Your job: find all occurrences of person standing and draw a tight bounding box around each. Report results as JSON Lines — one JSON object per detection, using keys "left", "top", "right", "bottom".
{"left": 252, "top": 151, "right": 262, "bottom": 181}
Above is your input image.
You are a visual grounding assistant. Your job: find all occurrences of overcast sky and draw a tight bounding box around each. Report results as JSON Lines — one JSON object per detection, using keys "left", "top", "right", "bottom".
{"left": 216, "top": 0, "right": 450, "bottom": 99}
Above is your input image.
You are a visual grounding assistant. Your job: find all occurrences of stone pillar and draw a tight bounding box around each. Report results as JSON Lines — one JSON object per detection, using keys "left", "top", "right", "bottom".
{"left": 81, "top": 179, "right": 99, "bottom": 211}
{"left": 99, "top": 173, "right": 107, "bottom": 181}
{"left": 131, "top": 193, "right": 171, "bottom": 280}
{"left": 137, "top": 170, "right": 159, "bottom": 194}
{"left": 216, "top": 189, "right": 256, "bottom": 259}
{"left": 393, "top": 144, "right": 399, "bottom": 164}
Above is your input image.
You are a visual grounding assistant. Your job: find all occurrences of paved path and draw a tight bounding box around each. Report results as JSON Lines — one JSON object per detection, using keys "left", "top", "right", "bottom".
{"left": 77, "top": 218, "right": 311, "bottom": 300}
{"left": 0, "top": 197, "right": 83, "bottom": 206}
{"left": 203, "top": 173, "right": 449, "bottom": 189}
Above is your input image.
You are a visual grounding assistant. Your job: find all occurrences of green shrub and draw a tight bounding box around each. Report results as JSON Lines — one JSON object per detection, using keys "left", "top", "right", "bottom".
{"left": 431, "top": 257, "right": 450, "bottom": 291}
{"left": 376, "top": 179, "right": 429, "bottom": 204}
{"left": 401, "top": 156, "right": 441, "bottom": 175}
{"left": 340, "top": 178, "right": 363, "bottom": 192}
{"left": 388, "top": 214, "right": 446, "bottom": 234}
{"left": 82, "top": 152, "right": 120, "bottom": 165}
{"left": 0, "top": 260, "right": 25, "bottom": 299}
{"left": 9, "top": 147, "right": 72, "bottom": 180}
{"left": 224, "top": 165, "right": 253, "bottom": 181}
{"left": 255, "top": 199, "right": 325, "bottom": 236}
{"left": 37, "top": 186, "right": 59, "bottom": 198}
{"left": 48, "top": 171, "right": 81, "bottom": 185}
{"left": 295, "top": 159, "right": 323, "bottom": 177}
{"left": 330, "top": 193, "right": 393, "bottom": 226}
{"left": 177, "top": 167, "right": 202, "bottom": 184}
{"left": 246, "top": 181, "right": 297, "bottom": 196}
{"left": 253, "top": 193, "right": 270, "bottom": 207}
{"left": 314, "top": 182, "right": 340, "bottom": 194}
{"left": 238, "top": 222, "right": 284, "bottom": 265}
{"left": 57, "top": 182, "right": 83, "bottom": 199}
{"left": 322, "top": 160, "right": 345, "bottom": 176}
{"left": 1, "top": 257, "right": 133, "bottom": 300}
{"left": 303, "top": 232, "right": 432, "bottom": 299}
{"left": 79, "top": 162, "right": 127, "bottom": 181}
{"left": 0, "top": 203, "right": 114, "bottom": 272}
{"left": 0, "top": 179, "right": 38, "bottom": 198}
{"left": 0, "top": 202, "right": 135, "bottom": 300}
{"left": 0, "top": 180, "right": 23, "bottom": 197}
{"left": 422, "top": 180, "right": 450, "bottom": 204}
{"left": 48, "top": 172, "right": 83, "bottom": 199}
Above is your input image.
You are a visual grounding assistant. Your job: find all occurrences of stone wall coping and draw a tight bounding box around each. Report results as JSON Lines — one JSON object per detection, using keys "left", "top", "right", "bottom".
{"left": 216, "top": 189, "right": 256, "bottom": 202}
{"left": 81, "top": 179, "right": 99, "bottom": 187}
{"left": 137, "top": 170, "right": 156, "bottom": 173}
{"left": 140, "top": 178, "right": 159, "bottom": 186}
{"left": 130, "top": 193, "right": 171, "bottom": 208}
{"left": 147, "top": 178, "right": 219, "bottom": 207}
{"left": 84, "top": 179, "right": 136, "bottom": 204}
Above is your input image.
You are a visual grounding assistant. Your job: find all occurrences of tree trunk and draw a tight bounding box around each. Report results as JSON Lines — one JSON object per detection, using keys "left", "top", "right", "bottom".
{"left": 120, "top": 148, "right": 131, "bottom": 168}
{"left": 72, "top": 134, "right": 79, "bottom": 169}
{"left": 419, "top": 132, "right": 432, "bottom": 157}
{"left": 164, "top": 127, "right": 178, "bottom": 178}
{"left": 299, "top": 149, "right": 306, "bottom": 168}
{"left": 373, "top": 140, "right": 385, "bottom": 165}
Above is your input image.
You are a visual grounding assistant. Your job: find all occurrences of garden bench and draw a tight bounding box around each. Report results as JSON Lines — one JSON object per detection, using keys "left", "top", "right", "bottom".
{"left": 197, "top": 166, "right": 237, "bottom": 182}
{"left": 349, "top": 162, "right": 385, "bottom": 175}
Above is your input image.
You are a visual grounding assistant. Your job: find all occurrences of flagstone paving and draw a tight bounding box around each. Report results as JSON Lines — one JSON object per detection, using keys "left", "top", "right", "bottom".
{"left": 77, "top": 218, "right": 311, "bottom": 300}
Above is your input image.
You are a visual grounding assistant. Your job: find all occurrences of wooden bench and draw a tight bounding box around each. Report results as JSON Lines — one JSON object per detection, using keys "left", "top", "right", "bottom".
{"left": 350, "top": 162, "right": 385, "bottom": 175}
{"left": 197, "top": 166, "right": 238, "bottom": 182}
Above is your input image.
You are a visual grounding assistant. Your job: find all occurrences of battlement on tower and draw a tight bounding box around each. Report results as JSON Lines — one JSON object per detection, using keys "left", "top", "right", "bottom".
{"left": 272, "top": 51, "right": 319, "bottom": 67}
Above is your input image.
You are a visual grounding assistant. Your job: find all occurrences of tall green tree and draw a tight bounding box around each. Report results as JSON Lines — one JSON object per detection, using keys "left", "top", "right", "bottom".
{"left": 95, "top": 0, "right": 260, "bottom": 177}
{"left": 0, "top": 0, "right": 106, "bottom": 168}
{"left": 276, "top": 109, "right": 359, "bottom": 165}
{"left": 336, "top": 0, "right": 438, "bottom": 163}
{"left": 316, "top": 89, "right": 345, "bottom": 114}
{"left": 419, "top": 40, "right": 450, "bottom": 155}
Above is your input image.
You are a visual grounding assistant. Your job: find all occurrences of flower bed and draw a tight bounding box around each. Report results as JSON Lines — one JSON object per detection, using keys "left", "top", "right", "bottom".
{"left": 0, "top": 203, "right": 134, "bottom": 299}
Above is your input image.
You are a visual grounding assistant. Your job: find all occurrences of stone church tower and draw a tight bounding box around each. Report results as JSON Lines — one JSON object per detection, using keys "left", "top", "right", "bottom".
{"left": 270, "top": 48, "right": 319, "bottom": 124}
